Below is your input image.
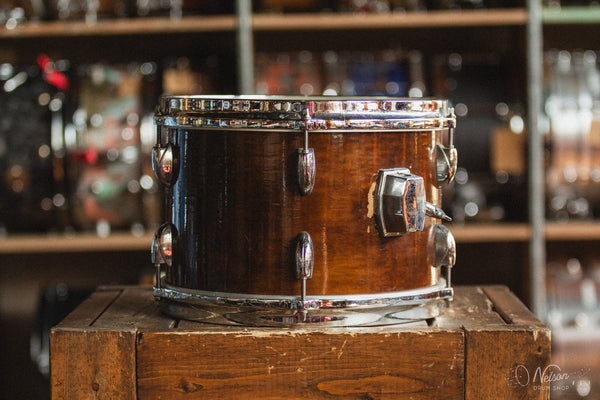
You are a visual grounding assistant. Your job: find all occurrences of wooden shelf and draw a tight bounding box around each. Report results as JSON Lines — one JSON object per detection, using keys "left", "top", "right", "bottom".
{"left": 545, "top": 221, "right": 600, "bottom": 241}
{"left": 0, "top": 9, "right": 527, "bottom": 39}
{"left": 0, "top": 15, "right": 237, "bottom": 38}
{"left": 450, "top": 221, "right": 600, "bottom": 243}
{"left": 449, "top": 223, "right": 531, "bottom": 243}
{"left": 0, "top": 232, "right": 152, "bottom": 254}
{"left": 252, "top": 9, "right": 528, "bottom": 30}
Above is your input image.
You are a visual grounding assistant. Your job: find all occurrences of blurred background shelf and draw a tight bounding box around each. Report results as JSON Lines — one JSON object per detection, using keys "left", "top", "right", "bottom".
{"left": 0, "top": 8, "right": 528, "bottom": 40}
{"left": 545, "top": 222, "right": 600, "bottom": 241}
{"left": 252, "top": 8, "right": 528, "bottom": 30}
{"left": 450, "top": 223, "right": 531, "bottom": 243}
{"left": 452, "top": 222, "right": 600, "bottom": 243}
{"left": 0, "top": 15, "right": 237, "bottom": 38}
{"left": 0, "top": 232, "right": 152, "bottom": 254}
{"left": 542, "top": 6, "right": 600, "bottom": 24}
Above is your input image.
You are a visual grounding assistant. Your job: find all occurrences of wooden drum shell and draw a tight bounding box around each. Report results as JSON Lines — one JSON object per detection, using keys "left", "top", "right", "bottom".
{"left": 163, "top": 127, "right": 444, "bottom": 297}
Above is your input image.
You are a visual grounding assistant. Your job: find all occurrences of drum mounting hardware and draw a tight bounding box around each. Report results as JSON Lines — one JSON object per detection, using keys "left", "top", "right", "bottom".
{"left": 152, "top": 223, "right": 176, "bottom": 289}
{"left": 152, "top": 127, "right": 180, "bottom": 187}
{"left": 152, "top": 142, "right": 179, "bottom": 187}
{"left": 297, "top": 129, "right": 316, "bottom": 196}
{"left": 433, "top": 108, "right": 457, "bottom": 188}
{"left": 432, "top": 224, "right": 456, "bottom": 268}
{"left": 374, "top": 168, "right": 450, "bottom": 237}
{"left": 434, "top": 144, "right": 458, "bottom": 188}
{"left": 431, "top": 223, "right": 456, "bottom": 289}
{"left": 295, "top": 231, "right": 314, "bottom": 319}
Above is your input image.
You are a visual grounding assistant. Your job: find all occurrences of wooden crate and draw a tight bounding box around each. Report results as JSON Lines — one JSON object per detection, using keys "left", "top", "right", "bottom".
{"left": 51, "top": 285, "right": 550, "bottom": 400}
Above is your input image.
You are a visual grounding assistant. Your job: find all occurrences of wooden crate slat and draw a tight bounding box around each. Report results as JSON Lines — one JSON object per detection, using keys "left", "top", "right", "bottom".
{"left": 55, "top": 288, "right": 123, "bottom": 329}
{"left": 136, "top": 329, "right": 464, "bottom": 400}
{"left": 464, "top": 329, "right": 551, "bottom": 400}
{"left": 433, "top": 286, "right": 507, "bottom": 328}
{"left": 50, "top": 285, "right": 550, "bottom": 399}
{"left": 482, "top": 285, "right": 545, "bottom": 327}
{"left": 462, "top": 286, "right": 551, "bottom": 400}
{"left": 51, "top": 330, "right": 137, "bottom": 400}
{"left": 92, "top": 286, "right": 176, "bottom": 331}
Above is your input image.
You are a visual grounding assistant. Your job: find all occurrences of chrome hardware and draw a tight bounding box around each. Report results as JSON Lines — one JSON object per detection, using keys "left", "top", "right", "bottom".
{"left": 155, "top": 96, "right": 456, "bottom": 133}
{"left": 152, "top": 223, "right": 176, "bottom": 288}
{"left": 434, "top": 144, "right": 458, "bottom": 188}
{"left": 295, "top": 231, "right": 314, "bottom": 313}
{"left": 154, "top": 280, "right": 453, "bottom": 327}
{"left": 430, "top": 223, "right": 456, "bottom": 290}
{"left": 374, "top": 168, "right": 450, "bottom": 237}
{"left": 152, "top": 223, "right": 175, "bottom": 266}
{"left": 152, "top": 142, "right": 179, "bottom": 187}
{"left": 297, "top": 129, "right": 316, "bottom": 196}
{"left": 295, "top": 231, "right": 314, "bottom": 280}
{"left": 433, "top": 107, "right": 457, "bottom": 188}
{"left": 298, "top": 148, "right": 316, "bottom": 196}
{"left": 431, "top": 224, "right": 456, "bottom": 268}
{"left": 425, "top": 202, "right": 452, "bottom": 222}
{"left": 375, "top": 168, "right": 423, "bottom": 236}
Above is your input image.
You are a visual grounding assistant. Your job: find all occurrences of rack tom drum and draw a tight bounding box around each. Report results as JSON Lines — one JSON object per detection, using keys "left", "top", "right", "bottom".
{"left": 152, "top": 96, "right": 457, "bottom": 326}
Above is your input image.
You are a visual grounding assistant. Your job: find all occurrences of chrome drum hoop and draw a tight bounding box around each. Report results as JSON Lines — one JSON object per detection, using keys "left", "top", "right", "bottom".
{"left": 154, "top": 95, "right": 456, "bottom": 132}
{"left": 153, "top": 280, "right": 453, "bottom": 327}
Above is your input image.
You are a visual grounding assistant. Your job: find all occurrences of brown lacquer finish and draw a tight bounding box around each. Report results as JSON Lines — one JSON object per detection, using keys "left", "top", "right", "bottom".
{"left": 164, "top": 128, "right": 444, "bottom": 296}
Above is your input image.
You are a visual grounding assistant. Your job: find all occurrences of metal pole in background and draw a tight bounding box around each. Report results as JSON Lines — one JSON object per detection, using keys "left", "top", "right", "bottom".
{"left": 527, "top": 0, "right": 546, "bottom": 318}
{"left": 236, "top": 0, "right": 254, "bottom": 94}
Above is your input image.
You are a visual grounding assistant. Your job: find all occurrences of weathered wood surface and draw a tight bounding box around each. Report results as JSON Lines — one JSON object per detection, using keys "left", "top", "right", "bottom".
{"left": 51, "top": 285, "right": 550, "bottom": 400}
{"left": 51, "top": 288, "right": 138, "bottom": 400}
{"left": 435, "top": 286, "right": 551, "bottom": 400}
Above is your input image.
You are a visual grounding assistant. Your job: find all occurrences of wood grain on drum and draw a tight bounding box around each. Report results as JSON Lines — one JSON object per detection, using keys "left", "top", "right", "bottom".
{"left": 166, "top": 129, "right": 443, "bottom": 296}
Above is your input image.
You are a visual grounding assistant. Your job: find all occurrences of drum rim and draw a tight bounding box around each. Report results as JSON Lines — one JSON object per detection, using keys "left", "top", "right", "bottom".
{"left": 154, "top": 279, "right": 453, "bottom": 312}
{"left": 154, "top": 95, "right": 456, "bottom": 132}
{"left": 153, "top": 280, "right": 453, "bottom": 326}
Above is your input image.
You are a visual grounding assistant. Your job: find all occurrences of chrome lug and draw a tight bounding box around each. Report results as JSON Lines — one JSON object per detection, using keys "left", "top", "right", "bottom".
{"left": 152, "top": 223, "right": 176, "bottom": 267}
{"left": 434, "top": 144, "right": 457, "bottom": 188}
{"left": 298, "top": 148, "right": 316, "bottom": 196}
{"left": 431, "top": 224, "right": 456, "bottom": 268}
{"left": 152, "top": 143, "right": 179, "bottom": 187}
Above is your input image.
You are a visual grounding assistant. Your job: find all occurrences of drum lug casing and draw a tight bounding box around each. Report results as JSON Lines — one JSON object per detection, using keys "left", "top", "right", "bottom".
{"left": 152, "top": 223, "right": 177, "bottom": 289}
{"left": 297, "top": 148, "right": 316, "bottom": 196}
{"left": 295, "top": 231, "right": 314, "bottom": 281}
{"left": 295, "top": 231, "right": 314, "bottom": 313}
{"left": 431, "top": 223, "right": 456, "bottom": 268}
{"left": 374, "top": 168, "right": 450, "bottom": 237}
{"left": 430, "top": 223, "right": 456, "bottom": 289}
{"left": 434, "top": 144, "right": 458, "bottom": 188}
{"left": 433, "top": 108, "right": 457, "bottom": 188}
{"left": 152, "top": 142, "right": 179, "bottom": 187}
